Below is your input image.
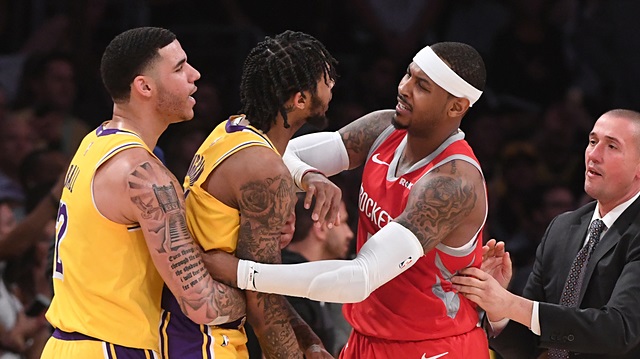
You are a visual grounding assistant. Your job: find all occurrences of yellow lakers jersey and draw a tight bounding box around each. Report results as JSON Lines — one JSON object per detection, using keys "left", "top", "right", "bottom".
{"left": 184, "top": 116, "right": 277, "bottom": 253}
{"left": 46, "top": 124, "right": 164, "bottom": 350}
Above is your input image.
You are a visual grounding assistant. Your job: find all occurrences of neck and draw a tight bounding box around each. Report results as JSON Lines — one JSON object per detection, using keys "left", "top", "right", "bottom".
{"left": 286, "top": 240, "right": 325, "bottom": 262}
{"left": 402, "top": 127, "right": 460, "bottom": 167}
{"left": 108, "top": 105, "right": 168, "bottom": 150}
{"left": 264, "top": 115, "right": 306, "bottom": 156}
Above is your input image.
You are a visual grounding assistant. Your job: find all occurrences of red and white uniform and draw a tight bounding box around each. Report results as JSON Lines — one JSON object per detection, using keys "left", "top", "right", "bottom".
{"left": 341, "top": 127, "right": 489, "bottom": 359}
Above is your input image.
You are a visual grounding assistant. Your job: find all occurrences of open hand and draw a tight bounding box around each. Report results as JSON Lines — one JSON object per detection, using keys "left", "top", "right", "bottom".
{"left": 481, "top": 239, "right": 512, "bottom": 289}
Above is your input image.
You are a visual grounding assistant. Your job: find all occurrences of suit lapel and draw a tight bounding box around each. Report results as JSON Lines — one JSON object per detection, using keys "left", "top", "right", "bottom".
{"left": 579, "top": 197, "right": 640, "bottom": 301}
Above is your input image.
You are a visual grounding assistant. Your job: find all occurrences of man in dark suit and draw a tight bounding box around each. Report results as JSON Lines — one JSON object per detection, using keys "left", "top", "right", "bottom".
{"left": 452, "top": 108, "right": 640, "bottom": 358}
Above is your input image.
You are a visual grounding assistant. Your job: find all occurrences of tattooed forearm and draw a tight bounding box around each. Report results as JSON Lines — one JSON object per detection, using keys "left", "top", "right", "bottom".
{"left": 252, "top": 293, "right": 302, "bottom": 359}
{"left": 396, "top": 175, "right": 477, "bottom": 249}
{"left": 286, "top": 301, "right": 323, "bottom": 352}
{"left": 180, "top": 273, "right": 247, "bottom": 324}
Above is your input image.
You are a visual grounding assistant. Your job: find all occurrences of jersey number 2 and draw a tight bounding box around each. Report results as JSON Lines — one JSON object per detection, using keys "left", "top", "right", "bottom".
{"left": 53, "top": 202, "right": 69, "bottom": 279}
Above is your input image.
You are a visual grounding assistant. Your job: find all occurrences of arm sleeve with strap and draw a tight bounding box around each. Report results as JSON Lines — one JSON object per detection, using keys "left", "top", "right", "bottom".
{"left": 283, "top": 131, "right": 349, "bottom": 188}
{"left": 237, "top": 222, "right": 424, "bottom": 303}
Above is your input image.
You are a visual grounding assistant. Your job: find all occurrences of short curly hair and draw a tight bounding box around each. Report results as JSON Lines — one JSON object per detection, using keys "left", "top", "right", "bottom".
{"left": 100, "top": 27, "right": 176, "bottom": 103}
{"left": 431, "top": 42, "right": 486, "bottom": 92}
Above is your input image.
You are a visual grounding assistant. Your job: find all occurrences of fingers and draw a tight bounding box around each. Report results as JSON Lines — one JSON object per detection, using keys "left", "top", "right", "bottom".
{"left": 458, "top": 266, "right": 486, "bottom": 279}
{"left": 304, "top": 179, "right": 342, "bottom": 228}
{"left": 304, "top": 186, "right": 317, "bottom": 211}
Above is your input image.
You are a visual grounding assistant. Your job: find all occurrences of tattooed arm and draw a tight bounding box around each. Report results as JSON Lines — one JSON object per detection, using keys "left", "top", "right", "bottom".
{"left": 93, "top": 147, "right": 246, "bottom": 325}
{"left": 205, "top": 146, "right": 305, "bottom": 358}
{"left": 284, "top": 109, "right": 394, "bottom": 227}
{"left": 205, "top": 159, "right": 486, "bottom": 303}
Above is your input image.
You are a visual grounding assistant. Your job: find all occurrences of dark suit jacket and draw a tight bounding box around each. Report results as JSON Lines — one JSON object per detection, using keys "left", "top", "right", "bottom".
{"left": 490, "top": 197, "right": 640, "bottom": 358}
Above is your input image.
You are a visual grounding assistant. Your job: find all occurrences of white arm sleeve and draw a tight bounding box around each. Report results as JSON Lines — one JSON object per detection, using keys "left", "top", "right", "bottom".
{"left": 283, "top": 131, "right": 349, "bottom": 188}
{"left": 237, "top": 222, "right": 424, "bottom": 303}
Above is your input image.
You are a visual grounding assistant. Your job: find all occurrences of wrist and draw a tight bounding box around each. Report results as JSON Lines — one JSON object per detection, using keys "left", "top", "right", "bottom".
{"left": 300, "top": 169, "right": 326, "bottom": 184}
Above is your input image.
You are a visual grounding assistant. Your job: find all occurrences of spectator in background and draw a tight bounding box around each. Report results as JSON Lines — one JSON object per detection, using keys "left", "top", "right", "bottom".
{"left": 11, "top": 52, "right": 89, "bottom": 157}
{"left": 283, "top": 193, "right": 355, "bottom": 356}
{"left": 0, "top": 189, "right": 50, "bottom": 359}
{"left": 0, "top": 114, "right": 38, "bottom": 218}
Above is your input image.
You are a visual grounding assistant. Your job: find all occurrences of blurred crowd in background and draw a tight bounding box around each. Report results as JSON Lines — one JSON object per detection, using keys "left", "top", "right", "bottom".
{"left": 0, "top": 0, "right": 639, "bottom": 358}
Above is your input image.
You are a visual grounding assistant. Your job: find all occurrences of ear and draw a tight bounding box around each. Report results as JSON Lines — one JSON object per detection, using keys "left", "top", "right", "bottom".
{"left": 310, "top": 223, "right": 327, "bottom": 241}
{"left": 292, "top": 91, "right": 308, "bottom": 110}
{"left": 131, "top": 75, "right": 153, "bottom": 99}
{"left": 448, "top": 97, "right": 470, "bottom": 118}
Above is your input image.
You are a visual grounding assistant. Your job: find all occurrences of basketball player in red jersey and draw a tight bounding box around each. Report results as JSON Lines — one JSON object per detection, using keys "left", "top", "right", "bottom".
{"left": 204, "top": 42, "right": 490, "bottom": 358}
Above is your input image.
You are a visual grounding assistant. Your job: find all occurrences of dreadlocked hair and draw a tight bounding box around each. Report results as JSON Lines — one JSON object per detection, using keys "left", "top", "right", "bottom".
{"left": 431, "top": 42, "right": 486, "bottom": 92}
{"left": 239, "top": 30, "right": 338, "bottom": 133}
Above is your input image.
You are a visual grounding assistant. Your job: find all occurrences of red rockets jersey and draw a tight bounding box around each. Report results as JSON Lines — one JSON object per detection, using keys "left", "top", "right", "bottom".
{"left": 343, "top": 127, "right": 487, "bottom": 341}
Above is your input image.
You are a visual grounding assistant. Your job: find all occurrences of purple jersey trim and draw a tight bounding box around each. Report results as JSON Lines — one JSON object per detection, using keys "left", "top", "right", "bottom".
{"left": 53, "top": 329, "right": 155, "bottom": 357}
{"left": 52, "top": 328, "right": 99, "bottom": 341}
{"left": 224, "top": 119, "right": 273, "bottom": 149}
{"left": 96, "top": 124, "right": 139, "bottom": 137}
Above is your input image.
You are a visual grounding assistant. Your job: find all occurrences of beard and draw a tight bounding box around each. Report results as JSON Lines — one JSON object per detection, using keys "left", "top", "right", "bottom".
{"left": 305, "top": 94, "right": 329, "bottom": 130}
{"left": 391, "top": 113, "right": 408, "bottom": 130}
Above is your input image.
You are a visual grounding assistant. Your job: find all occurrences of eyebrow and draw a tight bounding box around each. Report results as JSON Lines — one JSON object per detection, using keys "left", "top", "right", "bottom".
{"left": 173, "top": 58, "right": 186, "bottom": 70}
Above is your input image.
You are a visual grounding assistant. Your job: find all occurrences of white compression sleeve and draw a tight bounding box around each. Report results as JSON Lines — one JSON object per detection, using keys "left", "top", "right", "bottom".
{"left": 283, "top": 131, "right": 349, "bottom": 187}
{"left": 236, "top": 222, "right": 424, "bottom": 303}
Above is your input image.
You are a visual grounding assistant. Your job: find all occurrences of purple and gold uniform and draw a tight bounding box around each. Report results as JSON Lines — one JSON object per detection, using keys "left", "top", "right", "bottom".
{"left": 159, "top": 116, "right": 276, "bottom": 359}
{"left": 41, "top": 124, "right": 163, "bottom": 359}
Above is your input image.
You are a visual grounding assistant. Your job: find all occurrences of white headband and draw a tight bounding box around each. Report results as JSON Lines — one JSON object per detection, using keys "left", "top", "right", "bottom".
{"left": 413, "top": 46, "right": 482, "bottom": 106}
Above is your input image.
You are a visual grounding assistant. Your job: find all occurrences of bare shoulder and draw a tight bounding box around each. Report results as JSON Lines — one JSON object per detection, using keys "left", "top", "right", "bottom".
{"left": 395, "top": 159, "right": 486, "bottom": 250}
{"left": 94, "top": 147, "right": 178, "bottom": 224}
{"left": 338, "top": 109, "right": 394, "bottom": 167}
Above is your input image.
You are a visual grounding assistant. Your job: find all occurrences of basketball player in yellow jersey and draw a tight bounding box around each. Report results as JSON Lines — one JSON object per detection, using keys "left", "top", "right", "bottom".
{"left": 160, "top": 31, "right": 336, "bottom": 359}
{"left": 41, "top": 27, "right": 245, "bottom": 359}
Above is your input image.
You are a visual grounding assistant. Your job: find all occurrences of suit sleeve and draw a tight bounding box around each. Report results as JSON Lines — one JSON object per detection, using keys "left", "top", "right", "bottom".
{"left": 537, "top": 251, "right": 640, "bottom": 355}
{"left": 488, "top": 217, "right": 558, "bottom": 359}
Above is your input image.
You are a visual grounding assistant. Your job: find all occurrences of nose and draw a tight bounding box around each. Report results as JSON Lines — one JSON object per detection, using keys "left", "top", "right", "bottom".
{"left": 398, "top": 75, "right": 410, "bottom": 98}
{"left": 586, "top": 142, "right": 602, "bottom": 163}
{"left": 189, "top": 63, "right": 201, "bottom": 82}
{"left": 347, "top": 226, "right": 354, "bottom": 240}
